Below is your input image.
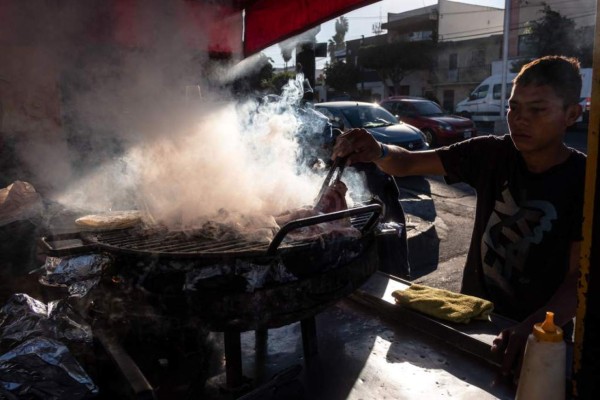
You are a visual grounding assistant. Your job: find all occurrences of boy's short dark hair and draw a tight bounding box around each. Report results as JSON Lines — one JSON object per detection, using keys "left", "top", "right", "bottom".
{"left": 514, "top": 55, "right": 582, "bottom": 106}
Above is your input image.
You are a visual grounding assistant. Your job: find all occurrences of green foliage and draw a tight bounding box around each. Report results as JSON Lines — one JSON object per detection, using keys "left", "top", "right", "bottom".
{"left": 528, "top": 5, "right": 576, "bottom": 57}
{"left": 358, "top": 41, "right": 434, "bottom": 92}
{"left": 509, "top": 59, "right": 533, "bottom": 73}
{"left": 264, "top": 71, "right": 296, "bottom": 94}
{"left": 323, "top": 61, "right": 360, "bottom": 93}
{"left": 231, "top": 53, "right": 274, "bottom": 94}
{"left": 526, "top": 5, "right": 592, "bottom": 66}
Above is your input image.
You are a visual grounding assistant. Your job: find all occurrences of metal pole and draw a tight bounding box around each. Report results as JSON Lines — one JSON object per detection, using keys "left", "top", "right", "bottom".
{"left": 499, "top": 0, "right": 511, "bottom": 121}
{"left": 572, "top": 0, "right": 600, "bottom": 396}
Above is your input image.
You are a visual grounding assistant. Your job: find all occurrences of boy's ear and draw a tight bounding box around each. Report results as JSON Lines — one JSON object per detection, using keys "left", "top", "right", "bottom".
{"left": 565, "top": 103, "right": 583, "bottom": 126}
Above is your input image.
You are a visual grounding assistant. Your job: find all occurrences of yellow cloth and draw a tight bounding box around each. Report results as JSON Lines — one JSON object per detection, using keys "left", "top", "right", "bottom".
{"left": 392, "top": 284, "right": 494, "bottom": 324}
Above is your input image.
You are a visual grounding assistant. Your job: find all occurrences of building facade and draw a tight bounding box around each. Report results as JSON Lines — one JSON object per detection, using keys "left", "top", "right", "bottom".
{"left": 330, "top": 0, "right": 595, "bottom": 112}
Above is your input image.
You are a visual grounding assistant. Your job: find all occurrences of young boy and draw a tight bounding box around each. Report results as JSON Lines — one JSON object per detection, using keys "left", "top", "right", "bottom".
{"left": 332, "top": 55, "right": 586, "bottom": 380}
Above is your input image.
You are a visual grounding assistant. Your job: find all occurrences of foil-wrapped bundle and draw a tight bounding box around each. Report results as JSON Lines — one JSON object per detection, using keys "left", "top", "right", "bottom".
{"left": 39, "top": 254, "right": 112, "bottom": 297}
{"left": 0, "top": 337, "right": 97, "bottom": 399}
{"left": 0, "top": 294, "right": 92, "bottom": 347}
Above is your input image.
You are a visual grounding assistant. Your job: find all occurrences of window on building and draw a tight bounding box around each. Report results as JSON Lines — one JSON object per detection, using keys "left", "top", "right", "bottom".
{"left": 443, "top": 90, "right": 455, "bottom": 113}
{"left": 449, "top": 53, "right": 458, "bottom": 70}
{"left": 471, "top": 49, "right": 485, "bottom": 66}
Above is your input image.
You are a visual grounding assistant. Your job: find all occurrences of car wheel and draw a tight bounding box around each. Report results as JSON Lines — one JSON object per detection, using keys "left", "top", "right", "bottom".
{"left": 459, "top": 111, "right": 472, "bottom": 120}
{"left": 423, "top": 129, "right": 436, "bottom": 147}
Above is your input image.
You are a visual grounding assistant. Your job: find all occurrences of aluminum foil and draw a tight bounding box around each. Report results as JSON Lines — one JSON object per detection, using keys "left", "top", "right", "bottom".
{"left": 39, "top": 254, "right": 112, "bottom": 297}
{"left": 0, "top": 294, "right": 92, "bottom": 345}
{"left": 378, "top": 221, "right": 405, "bottom": 236}
{"left": 0, "top": 337, "right": 97, "bottom": 399}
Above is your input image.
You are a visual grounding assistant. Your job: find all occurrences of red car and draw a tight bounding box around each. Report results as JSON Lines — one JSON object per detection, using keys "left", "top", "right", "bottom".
{"left": 380, "top": 97, "right": 477, "bottom": 147}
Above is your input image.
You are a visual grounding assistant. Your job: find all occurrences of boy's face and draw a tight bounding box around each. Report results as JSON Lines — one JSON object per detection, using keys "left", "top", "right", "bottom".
{"left": 507, "top": 83, "right": 581, "bottom": 154}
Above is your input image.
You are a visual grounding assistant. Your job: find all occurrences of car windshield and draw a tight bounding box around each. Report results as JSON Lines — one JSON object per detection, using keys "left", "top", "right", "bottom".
{"left": 340, "top": 106, "right": 397, "bottom": 128}
{"left": 412, "top": 101, "right": 444, "bottom": 116}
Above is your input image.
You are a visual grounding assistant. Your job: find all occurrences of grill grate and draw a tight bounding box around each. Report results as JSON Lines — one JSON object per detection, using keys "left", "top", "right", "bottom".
{"left": 41, "top": 204, "right": 383, "bottom": 259}
{"left": 82, "top": 214, "right": 374, "bottom": 258}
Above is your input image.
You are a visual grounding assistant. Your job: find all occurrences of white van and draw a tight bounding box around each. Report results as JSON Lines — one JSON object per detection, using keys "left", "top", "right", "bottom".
{"left": 455, "top": 73, "right": 517, "bottom": 123}
{"left": 456, "top": 69, "right": 592, "bottom": 124}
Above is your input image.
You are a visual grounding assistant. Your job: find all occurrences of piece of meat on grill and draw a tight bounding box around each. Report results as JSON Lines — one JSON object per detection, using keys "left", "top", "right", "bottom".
{"left": 275, "top": 180, "right": 359, "bottom": 242}
{"left": 314, "top": 181, "right": 348, "bottom": 214}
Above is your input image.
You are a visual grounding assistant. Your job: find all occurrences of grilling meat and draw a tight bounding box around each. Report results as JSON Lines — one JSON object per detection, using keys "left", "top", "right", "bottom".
{"left": 179, "top": 212, "right": 280, "bottom": 243}
{"left": 314, "top": 181, "right": 348, "bottom": 213}
{"left": 275, "top": 180, "right": 360, "bottom": 242}
{"left": 118, "top": 180, "right": 358, "bottom": 245}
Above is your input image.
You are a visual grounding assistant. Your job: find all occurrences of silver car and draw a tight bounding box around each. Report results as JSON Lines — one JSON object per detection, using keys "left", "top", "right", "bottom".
{"left": 314, "top": 101, "right": 428, "bottom": 151}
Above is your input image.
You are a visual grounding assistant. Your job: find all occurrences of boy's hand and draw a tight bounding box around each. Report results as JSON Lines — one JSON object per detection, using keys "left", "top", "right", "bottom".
{"left": 332, "top": 128, "right": 382, "bottom": 165}
{"left": 491, "top": 322, "right": 530, "bottom": 382}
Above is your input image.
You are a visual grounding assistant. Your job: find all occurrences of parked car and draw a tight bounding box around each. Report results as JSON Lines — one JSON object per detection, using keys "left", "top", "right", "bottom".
{"left": 380, "top": 97, "right": 477, "bottom": 147}
{"left": 314, "top": 101, "right": 428, "bottom": 151}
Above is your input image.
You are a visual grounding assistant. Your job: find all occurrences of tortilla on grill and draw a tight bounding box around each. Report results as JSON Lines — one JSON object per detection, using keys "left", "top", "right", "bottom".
{"left": 75, "top": 211, "right": 143, "bottom": 229}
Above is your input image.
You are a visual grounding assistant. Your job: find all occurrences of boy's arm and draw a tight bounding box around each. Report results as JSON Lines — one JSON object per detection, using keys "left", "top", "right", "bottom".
{"left": 375, "top": 144, "right": 446, "bottom": 177}
{"left": 332, "top": 128, "right": 446, "bottom": 177}
{"left": 492, "top": 241, "right": 581, "bottom": 378}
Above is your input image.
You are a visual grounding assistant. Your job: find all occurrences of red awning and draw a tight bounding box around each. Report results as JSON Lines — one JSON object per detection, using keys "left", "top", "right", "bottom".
{"left": 110, "top": 0, "right": 380, "bottom": 57}
{"left": 243, "top": 0, "right": 379, "bottom": 56}
{"left": 0, "top": 0, "right": 378, "bottom": 57}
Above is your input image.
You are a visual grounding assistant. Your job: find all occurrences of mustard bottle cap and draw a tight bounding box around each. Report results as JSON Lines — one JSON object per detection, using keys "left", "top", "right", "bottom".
{"left": 532, "top": 311, "right": 563, "bottom": 342}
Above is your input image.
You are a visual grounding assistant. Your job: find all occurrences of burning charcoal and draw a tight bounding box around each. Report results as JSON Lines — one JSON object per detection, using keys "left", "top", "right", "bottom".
{"left": 39, "top": 255, "right": 112, "bottom": 297}
{"left": 0, "top": 337, "right": 98, "bottom": 399}
{"left": 0, "top": 294, "right": 92, "bottom": 349}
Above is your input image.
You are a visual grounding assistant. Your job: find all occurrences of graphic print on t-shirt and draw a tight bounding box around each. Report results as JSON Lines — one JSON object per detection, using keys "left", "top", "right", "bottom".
{"left": 480, "top": 182, "right": 557, "bottom": 297}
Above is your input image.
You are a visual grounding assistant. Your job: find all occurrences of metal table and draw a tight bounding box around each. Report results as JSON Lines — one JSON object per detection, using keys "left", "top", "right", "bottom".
{"left": 200, "top": 271, "right": 516, "bottom": 399}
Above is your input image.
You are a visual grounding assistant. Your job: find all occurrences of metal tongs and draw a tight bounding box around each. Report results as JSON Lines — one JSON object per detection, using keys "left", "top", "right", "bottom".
{"left": 314, "top": 156, "right": 348, "bottom": 206}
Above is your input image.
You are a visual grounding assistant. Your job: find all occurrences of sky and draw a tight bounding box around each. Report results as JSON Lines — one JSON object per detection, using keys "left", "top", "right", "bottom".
{"left": 262, "top": 0, "right": 506, "bottom": 70}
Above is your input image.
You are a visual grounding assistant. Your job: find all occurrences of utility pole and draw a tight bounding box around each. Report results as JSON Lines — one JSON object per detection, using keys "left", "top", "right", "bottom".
{"left": 500, "top": 0, "right": 511, "bottom": 122}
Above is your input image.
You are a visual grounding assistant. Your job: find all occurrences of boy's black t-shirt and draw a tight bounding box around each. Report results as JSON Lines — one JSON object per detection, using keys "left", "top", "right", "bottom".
{"left": 436, "top": 135, "right": 586, "bottom": 320}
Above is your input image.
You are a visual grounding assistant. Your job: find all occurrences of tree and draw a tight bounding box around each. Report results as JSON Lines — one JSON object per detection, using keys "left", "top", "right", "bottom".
{"left": 358, "top": 41, "right": 434, "bottom": 94}
{"left": 327, "top": 16, "right": 349, "bottom": 63}
{"left": 511, "top": 6, "right": 593, "bottom": 71}
{"left": 527, "top": 5, "right": 577, "bottom": 58}
{"left": 231, "top": 53, "right": 274, "bottom": 94}
{"left": 323, "top": 61, "right": 360, "bottom": 94}
{"left": 278, "top": 39, "right": 294, "bottom": 71}
{"left": 262, "top": 71, "right": 296, "bottom": 94}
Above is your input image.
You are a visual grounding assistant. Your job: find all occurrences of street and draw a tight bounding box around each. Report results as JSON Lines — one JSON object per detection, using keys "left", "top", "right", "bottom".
{"left": 397, "top": 125, "right": 590, "bottom": 292}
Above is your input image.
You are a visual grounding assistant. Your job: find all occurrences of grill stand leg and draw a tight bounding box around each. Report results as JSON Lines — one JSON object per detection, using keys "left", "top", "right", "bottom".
{"left": 222, "top": 317, "right": 317, "bottom": 391}
{"left": 301, "top": 316, "right": 318, "bottom": 358}
{"left": 254, "top": 328, "right": 268, "bottom": 382}
{"left": 224, "top": 331, "right": 244, "bottom": 389}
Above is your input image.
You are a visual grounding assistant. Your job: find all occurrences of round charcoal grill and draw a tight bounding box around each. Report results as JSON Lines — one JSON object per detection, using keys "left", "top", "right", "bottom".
{"left": 41, "top": 204, "right": 384, "bottom": 389}
{"left": 41, "top": 204, "right": 382, "bottom": 326}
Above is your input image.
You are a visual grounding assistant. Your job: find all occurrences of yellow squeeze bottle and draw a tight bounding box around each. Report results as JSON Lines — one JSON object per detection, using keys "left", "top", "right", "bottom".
{"left": 515, "top": 311, "right": 566, "bottom": 400}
